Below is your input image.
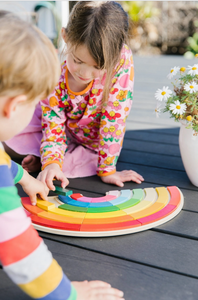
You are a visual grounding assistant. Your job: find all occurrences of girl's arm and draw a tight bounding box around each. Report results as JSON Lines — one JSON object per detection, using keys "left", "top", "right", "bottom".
{"left": 39, "top": 65, "right": 69, "bottom": 189}
{"left": 40, "top": 64, "right": 68, "bottom": 171}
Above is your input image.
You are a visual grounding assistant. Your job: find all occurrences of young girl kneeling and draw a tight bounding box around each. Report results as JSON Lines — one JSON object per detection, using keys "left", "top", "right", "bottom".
{"left": 6, "top": 1, "right": 144, "bottom": 190}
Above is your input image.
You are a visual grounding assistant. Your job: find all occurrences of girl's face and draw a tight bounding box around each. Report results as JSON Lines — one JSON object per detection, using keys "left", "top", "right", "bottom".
{"left": 66, "top": 43, "right": 106, "bottom": 85}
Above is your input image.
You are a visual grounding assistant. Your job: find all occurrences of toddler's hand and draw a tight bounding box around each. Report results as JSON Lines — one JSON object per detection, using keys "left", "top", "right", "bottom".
{"left": 37, "top": 163, "right": 69, "bottom": 191}
{"left": 19, "top": 170, "right": 49, "bottom": 205}
{"left": 72, "top": 280, "right": 124, "bottom": 300}
{"left": 101, "top": 170, "right": 144, "bottom": 187}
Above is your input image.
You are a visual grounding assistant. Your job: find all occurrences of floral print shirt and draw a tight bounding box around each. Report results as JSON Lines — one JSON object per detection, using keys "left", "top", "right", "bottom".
{"left": 40, "top": 44, "right": 134, "bottom": 177}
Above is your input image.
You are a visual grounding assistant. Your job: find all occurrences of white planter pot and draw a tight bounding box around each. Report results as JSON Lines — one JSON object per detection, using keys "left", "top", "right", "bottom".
{"left": 179, "top": 123, "right": 198, "bottom": 187}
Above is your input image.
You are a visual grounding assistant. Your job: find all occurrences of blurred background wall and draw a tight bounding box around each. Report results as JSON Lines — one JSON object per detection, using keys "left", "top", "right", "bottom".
{"left": 1, "top": 1, "right": 198, "bottom": 58}
{"left": 123, "top": 1, "right": 198, "bottom": 58}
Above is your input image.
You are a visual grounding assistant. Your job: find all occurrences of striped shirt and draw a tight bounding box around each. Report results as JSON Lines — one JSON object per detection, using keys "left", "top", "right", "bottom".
{"left": 0, "top": 143, "right": 76, "bottom": 299}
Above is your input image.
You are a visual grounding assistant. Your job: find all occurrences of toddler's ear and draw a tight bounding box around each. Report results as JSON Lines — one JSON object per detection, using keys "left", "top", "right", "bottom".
{"left": 61, "top": 27, "right": 67, "bottom": 42}
{"left": 4, "top": 95, "right": 27, "bottom": 118}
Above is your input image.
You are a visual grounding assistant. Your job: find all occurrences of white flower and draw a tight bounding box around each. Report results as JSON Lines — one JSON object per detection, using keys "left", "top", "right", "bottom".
{"left": 155, "top": 86, "right": 172, "bottom": 101}
{"left": 184, "top": 81, "right": 198, "bottom": 94}
{"left": 155, "top": 105, "right": 161, "bottom": 118}
{"left": 187, "top": 64, "right": 198, "bottom": 76}
{"left": 167, "top": 66, "right": 180, "bottom": 79}
{"left": 169, "top": 100, "right": 186, "bottom": 115}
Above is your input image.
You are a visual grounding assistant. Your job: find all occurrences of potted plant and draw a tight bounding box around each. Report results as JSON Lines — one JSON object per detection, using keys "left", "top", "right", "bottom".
{"left": 155, "top": 61, "right": 198, "bottom": 186}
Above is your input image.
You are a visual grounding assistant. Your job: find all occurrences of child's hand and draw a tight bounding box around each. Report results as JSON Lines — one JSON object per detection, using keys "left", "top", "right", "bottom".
{"left": 72, "top": 280, "right": 124, "bottom": 300}
{"left": 19, "top": 170, "right": 49, "bottom": 205}
{"left": 37, "top": 163, "right": 69, "bottom": 191}
{"left": 101, "top": 170, "right": 144, "bottom": 187}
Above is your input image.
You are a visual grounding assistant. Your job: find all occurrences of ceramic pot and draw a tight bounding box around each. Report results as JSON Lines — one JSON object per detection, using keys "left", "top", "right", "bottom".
{"left": 179, "top": 123, "right": 198, "bottom": 187}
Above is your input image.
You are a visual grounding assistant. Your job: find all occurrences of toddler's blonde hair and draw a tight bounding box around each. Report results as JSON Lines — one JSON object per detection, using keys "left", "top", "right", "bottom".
{"left": 0, "top": 11, "right": 60, "bottom": 101}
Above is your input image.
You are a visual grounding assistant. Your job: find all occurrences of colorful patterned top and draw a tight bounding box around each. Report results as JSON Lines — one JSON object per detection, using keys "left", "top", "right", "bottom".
{"left": 0, "top": 143, "right": 76, "bottom": 300}
{"left": 40, "top": 44, "right": 134, "bottom": 177}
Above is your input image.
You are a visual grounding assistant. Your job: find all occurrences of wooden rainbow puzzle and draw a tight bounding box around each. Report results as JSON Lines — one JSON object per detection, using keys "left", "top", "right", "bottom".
{"left": 21, "top": 186, "right": 184, "bottom": 237}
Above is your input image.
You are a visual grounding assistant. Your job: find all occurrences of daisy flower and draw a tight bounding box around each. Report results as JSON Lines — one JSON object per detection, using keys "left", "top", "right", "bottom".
{"left": 155, "top": 86, "right": 172, "bottom": 101}
{"left": 186, "top": 115, "right": 192, "bottom": 122}
{"left": 184, "top": 81, "right": 198, "bottom": 94}
{"left": 180, "top": 67, "right": 186, "bottom": 72}
{"left": 154, "top": 105, "right": 161, "bottom": 118}
{"left": 187, "top": 64, "right": 198, "bottom": 76}
{"left": 169, "top": 100, "right": 186, "bottom": 115}
{"left": 167, "top": 66, "right": 180, "bottom": 79}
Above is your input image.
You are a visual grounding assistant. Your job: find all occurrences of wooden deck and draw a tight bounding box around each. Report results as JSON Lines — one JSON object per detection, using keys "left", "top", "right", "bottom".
{"left": 2, "top": 55, "right": 198, "bottom": 299}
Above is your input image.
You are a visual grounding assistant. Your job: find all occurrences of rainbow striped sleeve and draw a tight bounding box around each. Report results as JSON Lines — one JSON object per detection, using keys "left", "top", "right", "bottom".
{"left": 0, "top": 147, "right": 77, "bottom": 300}
{"left": 10, "top": 160, "right": 24, "bottom": 184}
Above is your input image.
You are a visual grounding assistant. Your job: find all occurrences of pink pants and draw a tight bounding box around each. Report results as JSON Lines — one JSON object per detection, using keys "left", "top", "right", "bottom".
{"left": 5, "top": 103, "right": 98, "bottom": 178}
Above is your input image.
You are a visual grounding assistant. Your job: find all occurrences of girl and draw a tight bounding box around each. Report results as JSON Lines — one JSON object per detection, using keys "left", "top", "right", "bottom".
{"left": 6, "top": 1, "right": 144, "bottom": 191}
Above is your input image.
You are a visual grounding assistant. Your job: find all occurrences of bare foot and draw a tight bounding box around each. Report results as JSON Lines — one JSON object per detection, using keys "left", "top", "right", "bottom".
{"left": 72, "top": 280, "right": 124, "bottom": 300}
{"left": 22, "top": 155, "right": 41, "bottom": 173}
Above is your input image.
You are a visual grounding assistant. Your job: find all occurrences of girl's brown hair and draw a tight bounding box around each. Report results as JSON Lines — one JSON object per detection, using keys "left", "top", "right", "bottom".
{"left": 0, "top": 11, "right": 60, "bottom": 102}
{"left": 64, "top": 1, "right": 129, "bottom": 105}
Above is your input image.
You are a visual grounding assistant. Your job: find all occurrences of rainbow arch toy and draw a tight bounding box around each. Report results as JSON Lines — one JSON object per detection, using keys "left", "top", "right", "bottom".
{"left": 21, "top": 186, "right": 184, "bottom": 237}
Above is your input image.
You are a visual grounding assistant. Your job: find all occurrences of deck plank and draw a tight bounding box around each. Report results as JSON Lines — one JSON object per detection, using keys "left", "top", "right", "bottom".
{"left": 39, "top": 231, "right": 198, "bottom": 278}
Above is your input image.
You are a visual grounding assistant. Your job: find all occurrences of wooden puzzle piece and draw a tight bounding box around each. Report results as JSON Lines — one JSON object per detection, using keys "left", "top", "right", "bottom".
{"left": 116, "top": 189, "right": 144, "bottom": 209}
{"left": 57, "top": 195, "right": 73, "bottom": 204}
{"left": 87, "top": 206, "right": 120, "bottom": 213}
{"left": 31, "top": 214, "right": 81, "bottom": 231}
{"left": 37, "top": 211, "right": 84, "bottom": 224}
{"left": 84, "top": 210, "right": 127, "bottom": 219}
{"left": 80, "top": 219, "right": 142, "bottom": 232}
{"left": 123, "top": 200, "right": 152, "bottom": 214}
{"left": 66, "top": 199, "right": 90, "bottom": 207}
{"left": 130, "top": 202, "right": 165, "bottom": 219}
{"left": 58, "top": 204, "right": 88, "bottom": 213}
{"left": 48, "top": 207, "right": 86, "bottom": 220}
{"left": 54, "top": 186, "right": 73, "bottom": 196}
{"left": 143, "top": 188, "right": 157, "bottom": 202}
{"left": 82, "top": 214, "right": 134, "bottom": 224}
{"left": 116, "top": 198, "right": 140, "bottom": 210}
{"left": 106, "top": 190, "right": 120, "bottom": 197}
{"left": 155, "top": 187, "right": 169, "bottom": 204}
{"left": 22, "top": 197, "right": 44, "bottom": 215}
{"left": 77, "top": 195, "right": 117, "bottom": 203}
{"left": 167, "top": 186, "right": 181, "bottom": 206}
{"left": 46, "top": 196, "right": 63, "bottom": 207}
{"left": 89, "top": 202, "right": 113, "bottom": 208}
{"left": 108, "top": 190, "right": 132, "bottom": 205}
{"left": 70, "top": 193, "right": 83, "bottom": 200}
{"left": 36, "top": 200, "right": 55, "bottom": 211}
